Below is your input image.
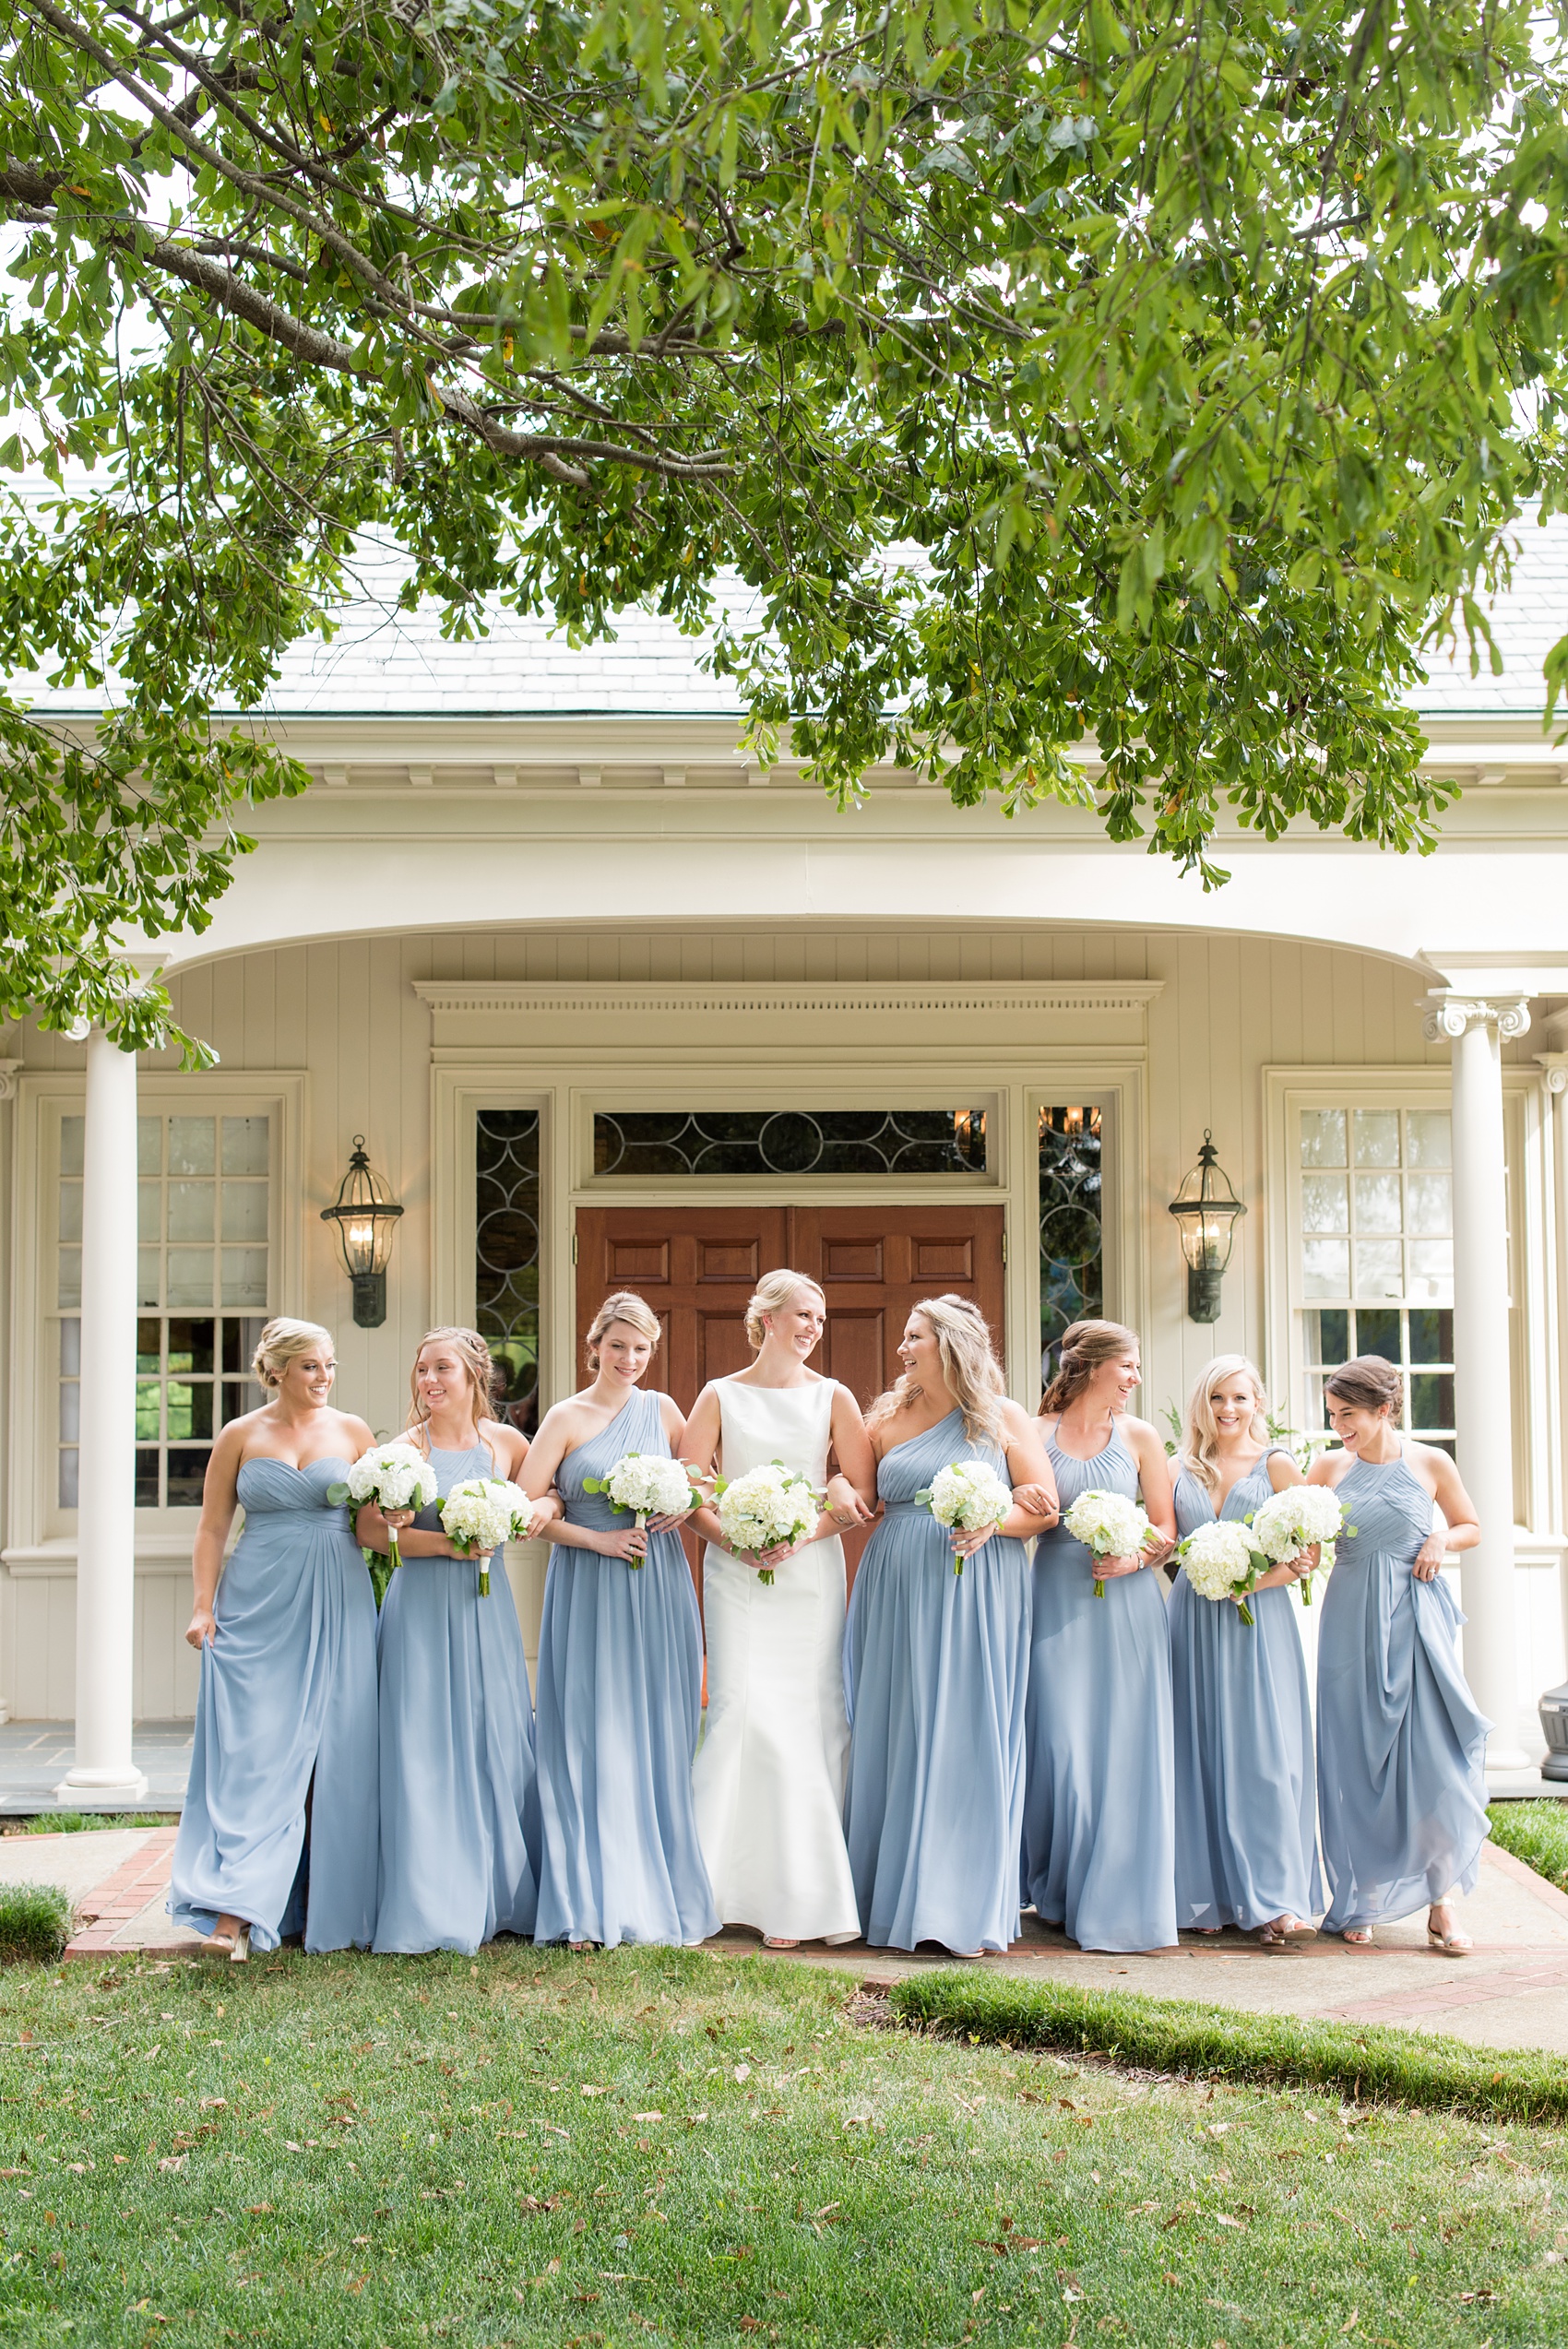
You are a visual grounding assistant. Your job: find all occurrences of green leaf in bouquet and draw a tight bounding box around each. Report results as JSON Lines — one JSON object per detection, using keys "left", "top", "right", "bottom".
{"left": 327, "top": 1481, "right": 350, "bottom": 1505}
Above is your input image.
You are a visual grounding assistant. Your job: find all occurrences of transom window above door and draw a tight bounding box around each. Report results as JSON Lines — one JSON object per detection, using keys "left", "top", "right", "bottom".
{"left": 592, "top": 1109, "right": 988, "bottom": 1179}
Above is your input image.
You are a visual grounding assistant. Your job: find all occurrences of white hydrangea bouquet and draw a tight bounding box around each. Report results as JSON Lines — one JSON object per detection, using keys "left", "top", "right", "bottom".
{"left": 1063, "top": 1488, "right": 1158, "bottom": 1598}
{"left": 1178, "top": 1518, "right": 1265, "bottom": 1624}
{"left": 715, "top": 1460, "right": 822, "bottom": 1586}
{"left": 915, "top": 1460, "right": 1013, "bottom": 1576}
{"left": 328, "top": 1442, "right": 439, "bottom": 1582}
{"left": 440, "top": 1477, "right": 533, "bottom": 1596}
{"left": 1247, "top": 1485, "right": 1348, "bottom": 1606}
{"left": 581, "top": 1452, "right": 702, "bottom": 1568}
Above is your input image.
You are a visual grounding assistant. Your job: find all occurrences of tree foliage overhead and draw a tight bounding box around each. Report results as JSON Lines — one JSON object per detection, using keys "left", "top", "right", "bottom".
{"left": 3, "top": 0, "right": 1568, "bottom": 1050}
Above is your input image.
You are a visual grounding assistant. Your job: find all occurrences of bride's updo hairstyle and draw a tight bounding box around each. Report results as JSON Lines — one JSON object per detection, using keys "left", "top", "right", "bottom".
{"left": 744, "top": 1269, "right": 826, "bottom": 1353}
{"left": 1324, "top": 1354, "right": 1404, "bottom": 1424}
{"left": 867, "top": 1294, "right": 1006, "bottom": 1446}
{"left": 585, "top": 1289, "right": 661, "bottom": 1370}
{"left": 1179, "top": 1353, "right": 1270, "bottom": 1492}
{"left": 251, "top": 1317, "right": 335, "bottom": 1391}
{"left": 1039, "top": 1318, "right": 1141, "bottom": 1415}
{"left": 406, "top": 1326, "right": 502, "bottom": 1431}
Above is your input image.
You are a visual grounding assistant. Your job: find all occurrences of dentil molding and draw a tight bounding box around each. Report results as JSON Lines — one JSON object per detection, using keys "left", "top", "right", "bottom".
{"left": 412, "top": 979, "right": 1166, "bottom": 1019}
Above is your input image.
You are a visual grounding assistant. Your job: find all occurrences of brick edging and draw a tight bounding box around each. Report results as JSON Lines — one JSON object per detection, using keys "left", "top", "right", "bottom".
{"left": 1481, "top": 1835, "right": 1568, "bottom": 1922}
{"left": 62, "top": 1827, "right": 181, "bottom": 1960}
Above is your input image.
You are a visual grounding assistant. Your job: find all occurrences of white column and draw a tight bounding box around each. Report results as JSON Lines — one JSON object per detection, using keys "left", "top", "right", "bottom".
{"left": 56, "top": 1028, "right": 148, "bottom": 1801}
{"left": 1425, "top": 990, "right": 1531, "bottom": 1767}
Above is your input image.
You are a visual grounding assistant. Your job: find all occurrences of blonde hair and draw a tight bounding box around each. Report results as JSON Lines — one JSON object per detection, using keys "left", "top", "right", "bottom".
{"left": 1179, "top": 1354, "right": 1270, "bottom": 1493}
{"left": 744, "top": 1269, "right": 826, "bottom": 1354}
{"left": 585, "top": 1290, "right": 661, "bottom": 1371}
{"left": 866, "top": 1294, "right": 1006, "bottom": 1446}
{"left": 1039, "top": 1319, "right": 1140, "bottom": 1414}
{"left": 406, "top": 1326, "right": 500, "bottom": 1433}
{"left": 251, "top": 1317, "right": 335, "bottom": 1391}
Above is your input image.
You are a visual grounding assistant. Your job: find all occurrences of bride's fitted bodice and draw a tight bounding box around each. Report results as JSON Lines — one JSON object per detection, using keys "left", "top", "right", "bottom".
{"left": 717, "top": 1377, "right": 837, "bottom": 1485}
{"left": 235, "top": 1456, "right": 352, "bottom": 1525}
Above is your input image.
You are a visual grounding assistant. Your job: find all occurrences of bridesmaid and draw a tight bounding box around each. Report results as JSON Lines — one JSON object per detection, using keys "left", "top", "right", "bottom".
{"left": 520, "top": 1291, "right": 717, "bottom": 1949}
{"left": 170, "top": 1319, "right": 378, "bottom": 1959}
{"left": 685, "top": 1271, "right": 877, "bottom": 1950}
{"left": 844, "top": 1296, "right": 1057, "bottom": 1957}
{"left": 1310, "top": 1355, "right": 1489, "bottom": 1952}
{"left": 1170, "top": 1356, "right": 1321, "bottom": 1945}
{"left": 357, "top": 1328, "right": 555, "bottom": 1956}
{"left": 1021, "top": 1318, "right": 1179, "bottom": 1953}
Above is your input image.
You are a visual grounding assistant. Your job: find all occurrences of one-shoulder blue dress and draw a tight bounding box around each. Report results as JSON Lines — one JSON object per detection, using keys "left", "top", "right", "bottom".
{"left": 169, "top": 1457, "right": 378, "bottom": 1952}
{"left": 533, "top": 1390, "right": 719, "bottom": 1947}
{"left": 1021, "top": 1423, "right": 1177, "bottom": 1952}
{"left": 1170, "top": 1452, "right": 1322, "bottom": 1931}
{"left": 1316, "top": 1449, "right": 1491, "bottom": 1933}
{"left": 374, "top": 1440, "right": 540, "bottom": 1953}
{"left": 843, "top": 1410, "right": 1031, "bottom": 1954}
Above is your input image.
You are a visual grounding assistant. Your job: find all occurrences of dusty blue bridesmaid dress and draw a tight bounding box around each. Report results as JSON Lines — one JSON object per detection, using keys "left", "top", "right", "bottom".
{"left": 170, "top": 1458, "right": 378, "bottom": 1952}
{"left": 533, "top": 1390, "right": 718, "bottom": 1947}
{"left": 374, "top": 1441, "right": 540, "bottom": 1953}
{"left": 1170, "top": 1452, "right": 1322, "bottom": 1931}
{"left": 1316, "top": 1448, "right": 1491, "bottom": 1932}
{"left": 1021, "top": 1423, "right": 1177, "bottom": 1952}
{"left": 843, "top": 1409, "right": 1031, "bottom": 1954}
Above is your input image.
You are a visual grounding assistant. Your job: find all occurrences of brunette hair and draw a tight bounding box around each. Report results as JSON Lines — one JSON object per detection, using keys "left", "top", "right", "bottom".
{"left": 866, "top": 1294, "right": 1007, "bottom": 1446}
{"left": 1039, "top": 1319, "right": 1141, "bottom": 1415}
{"left": 1178, "top": 1353, "right": 1270, "bottom": 1493}
{"left": 406, "top": 1326, "right": 501, "bottom": 1433}
{"left": 251, "top": 1317, "right": 334, "bottom": 1391}
{"left": 585, "top": 1290, "right": 661, "bottom": 1370}
{"left": 744, "top": 1269, "right": 826, "bottom": 1354}
{"left": 1324, "top": 1354, "right": 1404, "bottom": 1425}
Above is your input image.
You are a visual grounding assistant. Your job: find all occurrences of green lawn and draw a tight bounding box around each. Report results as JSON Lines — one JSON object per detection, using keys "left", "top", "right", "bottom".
{"left": 0, "top": 1943, "right": 1564, "bottom": 2345}
{"left": 1487, "top": 1800, "right": 1568, "bottom": 1893}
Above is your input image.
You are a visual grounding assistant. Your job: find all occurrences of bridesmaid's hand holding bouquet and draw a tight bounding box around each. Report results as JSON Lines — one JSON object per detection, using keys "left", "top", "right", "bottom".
{"left": 330, "top": 1442, "right": 439, "bottom": 1576}
{"left": 582, "top": 1453, "right": 704, "bottom": 1567}
{"left": 916, "top": 1460, "right": 1012, "bottom": 1575}
{"left": 1063, "top": 1489, "right": 1158, "bottom": 1597}
{"left": 1178, "top": 1519, "right": 1264, "bottom": 1624}
{"left": 440, "top": 1477, "right": 533, "bottom": 1596}
{"left": 1247, "top": 1485, "right": 1348, "bottom": 1603}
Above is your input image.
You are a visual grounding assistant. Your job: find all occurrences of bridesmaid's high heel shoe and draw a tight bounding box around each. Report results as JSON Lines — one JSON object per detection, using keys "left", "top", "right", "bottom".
{"left": 1427, "top": 1906, "right": 1472, "bottom": 1954}
{"left": 229, "top": 1924, "right": 250, "bottom": 1963}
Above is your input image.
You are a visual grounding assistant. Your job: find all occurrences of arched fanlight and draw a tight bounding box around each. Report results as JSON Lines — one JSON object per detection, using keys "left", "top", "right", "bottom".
{"left": 321, "top": 1136, "right": 403, "bottom": 1328}
{"left": 1168, "top": 1131, "right": 1246, "bottom": 1324}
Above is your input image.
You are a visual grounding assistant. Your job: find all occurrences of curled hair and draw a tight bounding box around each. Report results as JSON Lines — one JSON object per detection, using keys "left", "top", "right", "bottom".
{"left": 866, "top": 1294, "right": 1006, "bottom": 1447}
{"left": 744, "top": 1269, "right": 826, "bottom": 1354}
{"left": 1179, "top": 1354, "right": 1270, "bottom": 1493}
{"left": 585, "top": 1290, "right": 661, "bottom": 1371}
{"left": 1324, "top": 1354, "right": 1404, "bottom": 1425}
{"left": 251, "top": 1317, "right": 334, "bottom": 1391}
{"left": 406, "top": 1326, "right": 501, "bottom": 1433}
{"left": 1040, "top": 1319, "right": 1141, "bottom": 1414}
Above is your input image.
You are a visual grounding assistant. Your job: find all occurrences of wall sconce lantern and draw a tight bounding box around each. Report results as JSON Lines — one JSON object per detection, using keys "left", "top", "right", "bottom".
{"left": 1168, "top": 1131, "right": 1246, "bottom": 1324}
{"left": 321, "top": 1136, "right": 403, "bottom": 1328}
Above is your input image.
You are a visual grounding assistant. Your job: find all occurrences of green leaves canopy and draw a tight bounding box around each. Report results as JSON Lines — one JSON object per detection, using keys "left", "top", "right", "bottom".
{"left": 4, "top": 0, "right": 1568, "bottom": 1051}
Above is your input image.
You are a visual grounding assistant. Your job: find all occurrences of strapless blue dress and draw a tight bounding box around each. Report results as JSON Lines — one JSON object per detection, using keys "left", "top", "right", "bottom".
{"left": 169, "top": 1457, "right": 378, "bottom": 1952}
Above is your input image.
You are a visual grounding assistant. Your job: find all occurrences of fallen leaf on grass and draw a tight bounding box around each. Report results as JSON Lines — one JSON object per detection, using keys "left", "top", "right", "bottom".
{"left": 518, "top": 2194, "right": 564, "bottom": 2213}
{"left": 157, "top": 2156, "right": 186, "bottom": 2174}
{"left": 514, "top": 2260, "right": 563, "bottom": 2296}
{"left": 580, "top": 2084, "right": 609, "bottom": 2099}
{"left": 199, "top": 2098, "right": 226, "bottom": 2111}
{"left": 1215, "top": 2214, "right": 1246, "bottom": 2231}
{"left": 633, "top": 2111, "right": 663, "bottom": 2123}
{"left": 1460, "top": 2290, "right": 1500, "bottom": 2305}
{"left": 245, "top": 2204, "right": 272, "bottom": 2215}
{"left": 1340, "top": 2313, "right": 1359, "bottom": 2335}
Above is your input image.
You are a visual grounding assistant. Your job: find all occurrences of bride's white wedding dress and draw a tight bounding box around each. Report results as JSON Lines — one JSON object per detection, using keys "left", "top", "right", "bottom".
{"left": 692, "top": 1377, "right": 861, "bottom": 1943}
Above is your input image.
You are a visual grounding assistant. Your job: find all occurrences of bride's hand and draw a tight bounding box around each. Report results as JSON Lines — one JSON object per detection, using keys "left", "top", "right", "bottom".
{"left": 645, "top": 1510, "right": 690, "bottom": 1534}
{"left": 825, "top": 1477, "right": 874, "bottom": 1530}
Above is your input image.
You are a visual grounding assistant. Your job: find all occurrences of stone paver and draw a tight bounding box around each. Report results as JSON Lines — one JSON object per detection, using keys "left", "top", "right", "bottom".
{"left": 0, "top": 1721, "right": 191, "bottom": 1814}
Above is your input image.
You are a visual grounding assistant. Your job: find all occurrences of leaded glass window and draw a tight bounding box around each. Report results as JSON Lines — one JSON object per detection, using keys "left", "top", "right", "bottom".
{"left": 592, "top": 1110, "right": 987, "bottom": 1179}
{"left": 477, "top": 1109, "right": 540, "bottom": 1436}
{"left": 1039, "top": 1107, "right": 1103, "bottom": 1384}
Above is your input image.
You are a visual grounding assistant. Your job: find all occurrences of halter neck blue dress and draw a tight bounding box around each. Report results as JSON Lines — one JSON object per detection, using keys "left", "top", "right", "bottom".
{"left": 1170, "top": 1451, "right": 1322, "bottom": 1931}
{"left": 169, "top": 1456, "right": 378, "bottom": 1952}
{"left": 1022, "top": 1421, "right": 1177, "bottom": 1952}
{"left": 1315, "top": 1448, "right": 1490, "bottom": 1932}
{"left": 843, "top": 1409, "right": 1031, "bottom": 1955}
{"left": 374, "top": 1438, "right": 540, "bottom": 1953}
{"left": 533, "top": 1390, "right": 718, "bottom": 1947}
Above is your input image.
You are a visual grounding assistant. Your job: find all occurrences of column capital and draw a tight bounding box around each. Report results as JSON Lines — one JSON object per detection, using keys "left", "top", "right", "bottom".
{"left": 1422, "top": 989, "right": 1532, "bottom": 1044}
{"left": 1536, "top": 1050, "right": 1568, "bottom": 1096}
{"left": 0, "top": 1060, "right": 20, "bottom": 1102}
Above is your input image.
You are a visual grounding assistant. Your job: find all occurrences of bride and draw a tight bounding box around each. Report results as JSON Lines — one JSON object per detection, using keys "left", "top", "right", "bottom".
{"left": 684, "top": 1270, "right": 876, "bottom": 1948}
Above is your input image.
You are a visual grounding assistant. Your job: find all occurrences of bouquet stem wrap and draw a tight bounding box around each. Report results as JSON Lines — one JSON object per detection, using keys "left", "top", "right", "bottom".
{"left": 440, "top": 1478, "right": 534, "bottom": 1596}
{"left": 328, "top": 1443, "right": 440, "bottom": 1606}
{"left": 914, "top": 1461, "right": 1012, "bottom": 1576}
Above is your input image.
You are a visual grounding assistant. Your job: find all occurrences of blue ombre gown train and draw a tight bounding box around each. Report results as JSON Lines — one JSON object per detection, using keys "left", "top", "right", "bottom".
{"left": 533, "top": 1390, "right": 718, "bottom": 1947}
{"left": 374, "top": 1441, "right": 540, "bottom": 1953}
{"left": 169, "top": 1458, "right": 378, "bottom": 1952}
{"left": 1316, "top": 1447, "right": 1490, "bottom": 1933}
{"left": 1170, "top": 1452, "right": 1321, "bottom": 1931}
{"left": 843, "top": 1410, "right": 1031, "bottom": 1954}
{"left": 1021, "top": 1423, "right": 1176, "bottom": 1952}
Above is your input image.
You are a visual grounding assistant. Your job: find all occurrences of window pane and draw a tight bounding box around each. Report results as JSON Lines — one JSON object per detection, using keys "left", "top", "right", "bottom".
{"left": 221, "top": 1317, "right": 268, "bottom": 1375}
{"left": 166, "top": 1382, "right": 214, "bottom": 1441}
{"left": 135, "top": 1449, "right": 161, "bottom": 1507}
{"left": 1299, "top": 1109, "right": 1347, "bottom": 1168}
{"left": 60, "top": 1115, "right": 84, "bottom": 1177}
{"left": 1410, "top": 1372, "right": 1455, "bottom": 1430}
{"left": 1407, "top": 1240, "right": 1453, "bottom": 1304}
{"left": 58, "top": 1450, "right": 78, "bottom": 1509}
{"left": 476, "top": 1109, "right": 541, "bottom": 1439}
{"left": 221, "top": 1379, "right": 265, "bottom": 1424}
{"left": 57, "top": 1181, "right": 82, "bottom": 1245}
{"left": 166, "top": 1248, "right": 214, "bottom": 1308}
{"left": 1406, "top": 1110, "right": 1452, "bottom": 1169}
{"left": 1302, "top": 1238, "right": 1349, "bottom": 1298}
{"left": 1408, "top": 1308, "right": 1454, "bottom": 1364}
{"left": 60, "top": 1318, "right": 80, "bottom": 1376}
{"left": 137, "top": 1118, "right": 162, "bottom": 1175}
{"left": 593, "top": 1108, "right": 990, "bottom": 1178}
{"left": 167, "top": 1181, "right": 214, "bottom": 1242}
{"left": 1357, "top": 1308, "right": 1402, "bottom": 1360}
{"left": 1301, "top": 1173, "right": 1348, "bottom": 1234}
{"left": 221, "top": 1116, "right": 270, "bottom": 1176}
{"left": 1039, "top": 1108, "right": 1103, "bottom": 1384}
{"left": 136, "top": 1382, "right": 161, "bottom": 1441}
{"left": 136, "top": 1320, "right": 161, "bottom": 1372}
{"left": 1405, "top": 1172, "right": 1451, "bottom": 1236}
{"left": 57, "top": 1249, "right": 81, "bottom": 1310}
{"left": 1354, "top": 1172, "right": 1403, "bottom": 1234}
{"left": 1352, "top": 1109, "right": 1401, "bottom": 1168}
{"left": 221, "top": 1249, "right": 269, "bottom": 1308}
{"left": 58, "top": 1382, "right": 79, "bottom": 1441}
{"left": 168, "top": 1116, "right": 215, "bottom": 1175}
{"left": 1302, "top": 1308, "right": 1349, "bottom": 1367}
{"left": 1354, "top": 1240, "right": 1403, "bottom": 1299}
{"left": 137, "top": 1249, "right": 160, "bottom": 1308}
{"left": 221, "top": 1182, "right": 268, "bottom": 1243}
{"left": 137, "top": 1180, "right": 161, "bottom": 1242}
{"left": 166, "top": 1450, "right": 210, "bottom": 1508}
{"left": 167, "top": 1319, "right": 214, "bottom": 1374}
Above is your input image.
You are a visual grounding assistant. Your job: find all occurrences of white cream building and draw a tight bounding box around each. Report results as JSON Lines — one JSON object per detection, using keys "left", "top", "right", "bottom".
{"left": 6, "top": 533, "right": 1568, "bottom": 1796}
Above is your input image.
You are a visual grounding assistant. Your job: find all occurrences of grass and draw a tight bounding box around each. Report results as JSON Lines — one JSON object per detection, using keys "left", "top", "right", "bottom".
{"left": 1487, "top": 1799, "right": 1568, "bottom": 1892}
{"left": 4, "top": 1814, "right": 180, "bottom": 1836}
{"left": 0, "top": 1883, "right": 71, "bottom": 1966}
{"left": 0, "top": 1947, "right": 1566, "bottom": 2346}
{"left": 888, "top": 1969, "right": 1568, "bottom": 2124}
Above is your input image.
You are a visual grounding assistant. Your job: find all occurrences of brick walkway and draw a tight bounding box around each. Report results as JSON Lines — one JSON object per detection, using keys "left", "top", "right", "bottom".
{"left": 59, "top": 1827, "right": 183, "bottom": 1960}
